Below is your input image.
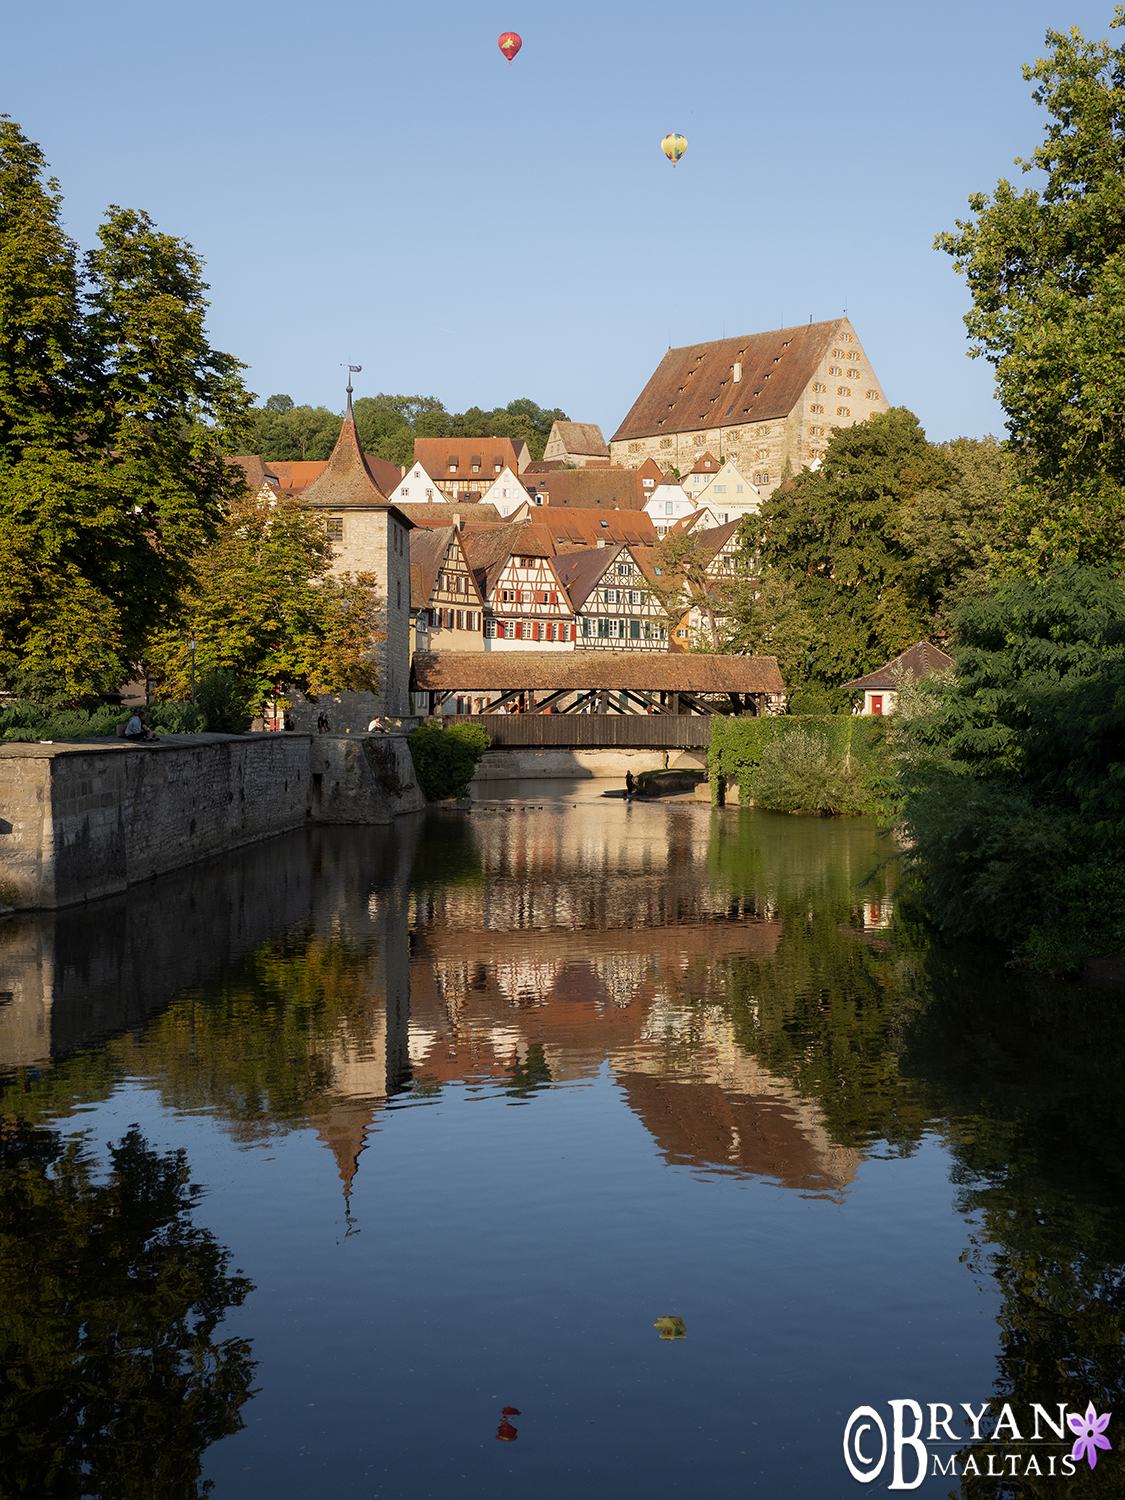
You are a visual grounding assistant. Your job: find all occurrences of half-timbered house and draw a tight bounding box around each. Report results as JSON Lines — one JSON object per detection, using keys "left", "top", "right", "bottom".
{"left": 554, "top": 543, "right": 668, "bottom": 649}
{"left": 462, "top": 523, "right": 576, "bottom": 651}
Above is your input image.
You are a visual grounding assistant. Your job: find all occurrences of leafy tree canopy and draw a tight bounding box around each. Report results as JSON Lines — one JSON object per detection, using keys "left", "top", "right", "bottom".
{"left": 0, "top": 119, "right": 252, "bottom": 701}
{"left": 936, "top": 10, "right": 1125, "bottom": 567}
{"left": 144, "top": 488, "right": 384, "bottom": 705}
{"left": 744, "top": 409, "right": 1012, "bottom": 686}
{"left": 240, "top": 393, "right": 569, "bottom": 467}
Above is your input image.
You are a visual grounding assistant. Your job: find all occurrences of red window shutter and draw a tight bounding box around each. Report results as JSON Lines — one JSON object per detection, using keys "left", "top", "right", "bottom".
{"left": 515, "top": 621, "right": 524, "bottom": 640}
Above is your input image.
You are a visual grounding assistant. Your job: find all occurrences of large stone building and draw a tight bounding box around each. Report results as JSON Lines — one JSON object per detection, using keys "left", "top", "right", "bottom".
{"left": 609, "top": 318, "right": 888, "bottom": 497}
{"left": 300, "top": 388, "right": 414, "bottom": 715}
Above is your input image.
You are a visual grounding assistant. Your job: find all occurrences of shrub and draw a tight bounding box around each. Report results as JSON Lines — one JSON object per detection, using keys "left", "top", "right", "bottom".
{"left": 753, "top": 727, "right": 864, "bottom": 814}
{"left": 407, "top": 719, "right": 491, "bottom": 800}
{"left": 708, "top": 714, "right": 897, "bottom": 815}
{"left": 147, "top": 701, "right": 205, "bottom": 734}
{"left": 196, "top": 671, "right": 255, "bottom": 734}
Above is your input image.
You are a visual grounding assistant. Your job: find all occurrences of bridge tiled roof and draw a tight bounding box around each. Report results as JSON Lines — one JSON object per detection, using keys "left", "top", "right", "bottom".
{"left": 411, "top": 651, "right": 784, "bottom": 693}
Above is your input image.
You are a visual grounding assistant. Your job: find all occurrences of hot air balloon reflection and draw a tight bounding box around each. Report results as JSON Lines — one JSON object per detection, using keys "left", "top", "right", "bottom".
{"left": 661, "top": 134, "right": 687, "bottom": 168}
{"left": 496, "top": 1406, "right": 521, "bottom": 1441}
{"left": 498, "top": 32, "right": 522, "bottom": 63}
{"left": 654, "top": 1316, "right": 687, "bottom": 1340}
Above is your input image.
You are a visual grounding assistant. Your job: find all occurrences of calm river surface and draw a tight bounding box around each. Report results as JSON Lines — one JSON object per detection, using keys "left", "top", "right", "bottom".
{"left": 2, "top": 780, "right": 1123, "bottom": 1498}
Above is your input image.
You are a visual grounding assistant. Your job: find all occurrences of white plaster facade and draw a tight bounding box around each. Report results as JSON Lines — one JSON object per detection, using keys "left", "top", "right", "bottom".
{"left": 479, "top": 467, "right": 533, "bottom": 518}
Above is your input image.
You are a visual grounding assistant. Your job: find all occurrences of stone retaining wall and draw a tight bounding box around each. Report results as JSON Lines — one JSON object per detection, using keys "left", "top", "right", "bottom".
{"left": 0, "top": 731, "right": 424, "bottom": 910}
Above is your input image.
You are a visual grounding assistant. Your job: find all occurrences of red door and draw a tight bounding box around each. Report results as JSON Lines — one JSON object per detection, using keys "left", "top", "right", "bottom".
{"left": 870, "top": 694, "right": 883, "bottom": 715}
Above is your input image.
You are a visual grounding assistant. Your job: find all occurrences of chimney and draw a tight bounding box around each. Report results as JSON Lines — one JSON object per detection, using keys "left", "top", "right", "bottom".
{"left": 596, "top": 537, "right": 606, "bottom": 549}
{"left": 453, "top": 511, "right": 463, "bottom": 530}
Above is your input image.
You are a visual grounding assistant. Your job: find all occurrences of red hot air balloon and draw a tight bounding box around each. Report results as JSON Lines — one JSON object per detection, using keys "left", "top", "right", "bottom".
{"left": 498, "top": 31, "right": 522, "bottom": 63}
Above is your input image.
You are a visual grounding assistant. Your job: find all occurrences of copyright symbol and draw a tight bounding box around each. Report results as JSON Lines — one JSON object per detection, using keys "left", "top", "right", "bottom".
{"left": 843, "top": 1406, "right": 887, "bottom": 1483}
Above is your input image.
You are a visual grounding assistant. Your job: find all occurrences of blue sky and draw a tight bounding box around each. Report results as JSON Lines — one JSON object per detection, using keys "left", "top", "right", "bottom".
{"left": 4, "top": 1, "right": 1116, "bottom": 442}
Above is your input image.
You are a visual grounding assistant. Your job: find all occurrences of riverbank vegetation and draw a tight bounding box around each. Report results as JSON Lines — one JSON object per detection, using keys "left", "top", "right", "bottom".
{"left": 708, "top": 715, "right": 898, "bottom": 816}
{"left": 407, "top": 719, "right": 491, "bottom": 801}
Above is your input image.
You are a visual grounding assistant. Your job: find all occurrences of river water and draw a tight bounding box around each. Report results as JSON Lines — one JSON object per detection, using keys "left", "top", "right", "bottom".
{"left": 1, "top": 781, "right": 1122, "bottom": 1498}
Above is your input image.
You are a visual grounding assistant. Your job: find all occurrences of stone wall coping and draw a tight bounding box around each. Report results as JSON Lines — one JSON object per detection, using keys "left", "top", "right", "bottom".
{"left": 0, "top": 732, "right": 315, "bottom": 760}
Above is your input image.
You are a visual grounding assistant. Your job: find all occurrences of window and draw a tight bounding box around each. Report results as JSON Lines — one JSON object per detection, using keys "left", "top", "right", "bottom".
{"left": 494, "top": 462, "right": 502, "bottom": 473}
{"left": 810, "top": 403, "right": 823, "bottom": 414}
{"left": 761, "top": 472, "right": 770, "bottom": 484}
{"left": 866, "top": 390, "right": 880, "bottom": 401}
{"left": 659, "top": 437, "right": 672, "bottom": 448}
{"left": 326, "top": 516, "right": 343, "bottom": 541}
{"left": 676, "top": 628, "right": 688, "bottom": 639}
{"left": 829, "top": 366, "right": 842, "bottom": 376}
{"left": 520, "top": 591, "right": 531, "bottom": 605}
{"left": 401, "top": 486, "right": 409, "bottom": 497}
{"left": 597, "top": 617, "right": 608, "bottom": 638}
{"left": 630, "top": 619, "right": 641, "bottom": 639}
{"left": 617, "top": 564, "right": 630, "bottom": 577}
{"left": 848, "top": 351, "right": 858, "bottom": 361}
{"left": 810, "top": 426, "right": 823, "bottom": 437}
{"left": 756, "top": 425, "right": 770, "bottom": 437}
{"left": 603, "top": 589, "right": 618, "bottom": 604}
{"left": 714, "top": 484, "right": 726, "bottom": 493}
{"left": 456, "top": 610, "right": 463, "bottom": 630}
{"left": 733, "top": 361, "right": 742, "bottom": 381}
{"left": 665, "top": 501, "right": 674, "bottom": 515}
{"left": 841, "top": 333, "right": 852, "bottom": 343}
{"left": 425, "top": 487, "right": 433, "bottom": 498}
{"left": 630, "top": 590, "right": 642, "bottom": 605}
{"left": 448, "top": 462, "right": 458, "bottom": 473}
{"left": 628, "top": 442, "right": 640, "bottom": 453}
{"left": 643, "top": 477, "right": 654, "bottom": 488}
{"left": 694, "top": 435, "right": 705, "bottom": 446}
{"left": 736, "top": 484, "right": 744, "bottom": 493}
{"left": 582, "top": 618, "right": 592, "bottom": 637}
{"left": 837, "top": 386, "right": 851, "bottom": 396}
{"left": 837, "top": 407, "right": 850, "bottom": 417}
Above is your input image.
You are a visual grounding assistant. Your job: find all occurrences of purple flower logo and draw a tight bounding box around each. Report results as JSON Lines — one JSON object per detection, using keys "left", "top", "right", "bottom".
{"left": 1068, "top": 1403, "right": 1112, "bottom": 1470}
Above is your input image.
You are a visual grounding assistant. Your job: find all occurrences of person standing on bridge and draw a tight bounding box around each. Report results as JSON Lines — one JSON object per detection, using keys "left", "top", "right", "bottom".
{"left": 625, "top": 772, "right": 636, "bottom": 800}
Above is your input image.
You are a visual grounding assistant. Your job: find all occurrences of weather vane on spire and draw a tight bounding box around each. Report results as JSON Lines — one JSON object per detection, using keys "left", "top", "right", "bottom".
{"left": 342, "top": 363, "right": 362, "bottom": 395}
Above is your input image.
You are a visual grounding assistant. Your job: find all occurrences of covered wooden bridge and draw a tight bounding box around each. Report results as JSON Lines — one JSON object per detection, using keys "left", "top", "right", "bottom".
{"left": 411, "top": 651, "right": 786, "bottom": 729}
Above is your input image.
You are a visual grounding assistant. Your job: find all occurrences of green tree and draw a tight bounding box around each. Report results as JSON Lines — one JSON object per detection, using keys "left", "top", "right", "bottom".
{"left": 745, "top": 408, "right": 947, "bottom": 685}
{"left": 901, "top": 566, "right": 1125, "bottom": 967}
{"left": 0, "top": 1123, "right": 255, "bottom": 1499}
{"left": 145, "top": 487, "right": 384, "bottom": 705}
{"left": 0, "top": 120, "right": 252, "bottom": 701}
{"left": 936, "top": 11, "right": 1125, "bottom": 568}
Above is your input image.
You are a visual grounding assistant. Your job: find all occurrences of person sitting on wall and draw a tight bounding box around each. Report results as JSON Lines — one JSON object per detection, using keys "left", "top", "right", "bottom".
{"left": 367, "top": 717, "right": 386, "bottom": 734}
{"left": 123, "top": 709, "right": 157, "bottom": 742}
{"left": 625, "top": 771, "right": 636, "bottom": 799}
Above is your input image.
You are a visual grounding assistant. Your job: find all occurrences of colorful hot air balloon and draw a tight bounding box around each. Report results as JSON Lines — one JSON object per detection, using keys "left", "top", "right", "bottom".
{"left": 661, "top": 133, "right": 687, "bottom": 167}
{"left": 498, "top": 32, "right": 522, "bottom": 63}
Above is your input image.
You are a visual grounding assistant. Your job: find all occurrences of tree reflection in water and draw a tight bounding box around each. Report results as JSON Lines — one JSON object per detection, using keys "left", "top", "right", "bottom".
{"left": 903, "top": 958, "right": 1125, "bottom": 1495}
{"left": 0, "top": 1124, "right": 255, "bottom": 1499}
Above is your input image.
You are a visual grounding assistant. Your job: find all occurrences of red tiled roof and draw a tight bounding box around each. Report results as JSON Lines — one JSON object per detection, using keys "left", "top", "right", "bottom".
{"left": 415, "top": 437, "right": 529, "bottom": 477}
{"left": 687, "top": 451, "right": 721, "bottom": 475}
{"left": 546, "top": 421, "right": 609, "bottom": 458}
{"left": 611, "top": 320, "right": 843, "bottom": 440}
{"left": 398, "top": 502, "right": 503, "bottom": 527}
{"left": 462, "top": 520, "right": 554, "bottom": 600}
{"left": 527, "top": 508, "right": 657, "bottom": 549}
{"left": 840, "top": 639, "right": 954, "bottom": 691}
{"left": 524, "top": 467, "right": 646, "bottom": 509}
{"left": 300, "top": 396, "right": 414, "bottom": 523}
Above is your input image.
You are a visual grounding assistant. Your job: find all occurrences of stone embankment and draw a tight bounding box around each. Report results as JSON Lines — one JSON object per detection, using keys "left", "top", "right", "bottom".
{"left": 0, "top": 731, "right": 423, "bottom": 910}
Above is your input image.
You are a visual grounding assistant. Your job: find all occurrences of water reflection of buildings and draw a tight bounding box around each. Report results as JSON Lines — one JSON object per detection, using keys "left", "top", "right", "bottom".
{"left": 0, "top": 799, "right": 866, "bottom": 1205}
